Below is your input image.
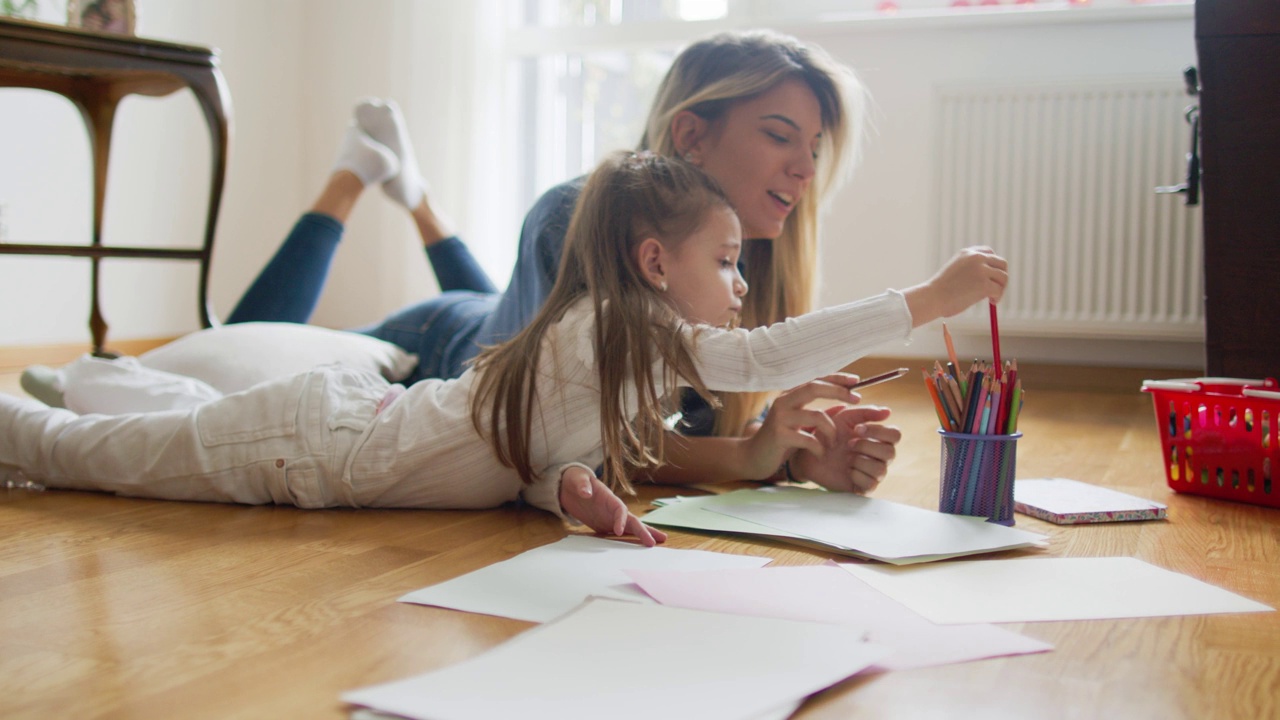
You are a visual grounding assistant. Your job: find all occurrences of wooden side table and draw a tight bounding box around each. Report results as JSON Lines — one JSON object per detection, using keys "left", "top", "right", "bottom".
{"left": 0, "top": 16, "right": 230, "bottom": 355}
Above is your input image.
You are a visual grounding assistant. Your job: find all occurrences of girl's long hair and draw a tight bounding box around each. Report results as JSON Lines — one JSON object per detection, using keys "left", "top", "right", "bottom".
{"left": 641, "top": 29, "right": 867, "bottom": 435}
{"left": 470, "top": 152, "right": 730, "bottom": 495}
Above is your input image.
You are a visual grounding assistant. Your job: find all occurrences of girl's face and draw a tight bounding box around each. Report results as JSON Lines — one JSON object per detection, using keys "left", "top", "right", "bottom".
{"left": 662, "top": 206, "right": 749, "bottom": 327}
{"left": 691, "top": 78, "right": 825, "bottom": 240}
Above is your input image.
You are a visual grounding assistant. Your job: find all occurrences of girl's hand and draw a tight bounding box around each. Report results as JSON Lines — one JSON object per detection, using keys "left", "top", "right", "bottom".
{"left": 904, "top": 246, "right": 1008, "bottom": 326}
{"left": 740, "top": 373, "right": 866, "bottom": 480}
{"left": 789, "top": 405, "right": 901, "bottom": 494}
{"left": 559, "top": 465, "right": 667, "bottom": 547}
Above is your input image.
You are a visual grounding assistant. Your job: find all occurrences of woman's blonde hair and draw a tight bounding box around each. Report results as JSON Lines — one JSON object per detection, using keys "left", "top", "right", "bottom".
{"left": 641, "top": 30, "right": 867, "bottom": 435}
{"left": 471, "top": 151, "right": 730, "bottom": 495}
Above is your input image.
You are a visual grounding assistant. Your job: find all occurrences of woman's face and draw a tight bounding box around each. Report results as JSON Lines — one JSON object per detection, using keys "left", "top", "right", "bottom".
{"left": 691, "top": 78, "right": 824, "bottom": 240}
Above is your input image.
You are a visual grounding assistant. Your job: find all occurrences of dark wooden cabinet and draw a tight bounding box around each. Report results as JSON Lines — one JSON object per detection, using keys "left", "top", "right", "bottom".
{"left": 1197, "top": 0, "right": 1280, "bottom": 378}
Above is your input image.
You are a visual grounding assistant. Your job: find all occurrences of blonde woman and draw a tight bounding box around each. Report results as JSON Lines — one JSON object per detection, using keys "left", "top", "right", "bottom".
{"left": 1, "top": 153, "right": 1005, "bottom": 545}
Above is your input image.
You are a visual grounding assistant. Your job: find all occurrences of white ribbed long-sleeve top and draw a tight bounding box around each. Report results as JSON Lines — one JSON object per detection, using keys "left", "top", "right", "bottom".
{"left": 346, "top": 291, "right": 911, "bottom": 516}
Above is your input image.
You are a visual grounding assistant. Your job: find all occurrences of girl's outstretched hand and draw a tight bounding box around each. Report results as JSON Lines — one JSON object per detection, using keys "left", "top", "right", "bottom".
{"left": 559, "top": 465, "right": 667, "bottom": 547}
{"left": 904, "top": 246, "right": 1009, "bottom": 327}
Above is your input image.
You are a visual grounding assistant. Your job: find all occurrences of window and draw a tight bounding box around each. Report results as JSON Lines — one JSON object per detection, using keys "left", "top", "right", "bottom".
{"left": 481, "top": 0, "right": 1190, "bottom": 279}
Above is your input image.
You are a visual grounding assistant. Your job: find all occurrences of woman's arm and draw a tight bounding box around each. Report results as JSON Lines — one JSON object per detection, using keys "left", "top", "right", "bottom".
{"left": 644, "top": 432, "right": 778, "bottom": 485}
{"left": 644, "top": 373, "right": 863, "bottom": 484}
{"left": 645, "top": 375, "right": 900, "bottom": 488}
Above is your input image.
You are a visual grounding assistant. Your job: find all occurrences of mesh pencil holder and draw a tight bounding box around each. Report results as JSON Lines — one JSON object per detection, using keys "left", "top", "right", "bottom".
{"left": 1141, "top": 377, "right": 1280, "bottom": 509}
{"left": 938, "top": 430, "right": 1022, "bottom": 526}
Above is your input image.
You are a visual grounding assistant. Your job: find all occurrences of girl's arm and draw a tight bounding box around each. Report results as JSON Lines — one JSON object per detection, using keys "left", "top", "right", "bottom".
{"left": 654, "top": 248, "right": 1006, "bottom": 486}
{"left": 688, "top": 247, "right": 1006, "bottom": 394}
{"left": 557, "top": 465, "right": 667, "bottom": 546}
{"left": 689, "top": 291, "right": 912, "bottom": 394}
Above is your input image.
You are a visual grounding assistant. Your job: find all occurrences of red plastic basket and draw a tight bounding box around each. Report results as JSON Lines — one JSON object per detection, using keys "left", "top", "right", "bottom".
{"left": 1142, "top": 377, "right": 1280, "bottom": 508}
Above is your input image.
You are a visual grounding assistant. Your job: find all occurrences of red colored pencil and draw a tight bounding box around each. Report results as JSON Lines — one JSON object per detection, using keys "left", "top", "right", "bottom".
{"left": 989, "top": 301, "right": 1002, "bottom": 370}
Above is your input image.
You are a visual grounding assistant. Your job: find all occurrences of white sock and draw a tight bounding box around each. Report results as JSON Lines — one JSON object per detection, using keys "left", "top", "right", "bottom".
{"left": 332, "top": 124, "right": 399, "bottom": 187}
{"left": 354, "top": 98, "right": 427, "bottom": 210}
{"left": 20, "top": 365, "right": 66, "bottom": 409}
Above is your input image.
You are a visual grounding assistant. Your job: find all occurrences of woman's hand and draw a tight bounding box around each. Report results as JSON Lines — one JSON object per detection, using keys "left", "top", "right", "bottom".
{"left": 739, "top": 374, "right": 865, "bottom": 480}
{"left": 904, "top": 246, "right": 1008, "bottom": 327}
{"left": 788, "top": 405, "right": 901, "bottom": 494}
{"left": 559, "top": 465, "right": 667, "bottom": 547}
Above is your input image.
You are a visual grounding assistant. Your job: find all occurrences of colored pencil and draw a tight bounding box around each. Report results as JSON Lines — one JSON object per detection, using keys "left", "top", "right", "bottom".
{"left": 943, "top": 322, "right": 961, "bottom": 377}
{"left": 923, "top": 369, "right": 951, "bottom": 430}
{"left": 989, "top": 301, "right": 1002, "bottom": 371}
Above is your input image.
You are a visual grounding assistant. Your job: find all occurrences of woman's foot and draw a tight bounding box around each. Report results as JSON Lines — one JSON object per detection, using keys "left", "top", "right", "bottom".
{"left": 331, "top": 124, "right": 400, "bottom": 187}
{"left": 354, "top": 98, "right": 428, "bottom": 211}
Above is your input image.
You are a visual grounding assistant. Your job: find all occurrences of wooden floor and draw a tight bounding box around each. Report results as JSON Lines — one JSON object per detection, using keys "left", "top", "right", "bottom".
{"left": 1, "top": 364, "right": 1277, "bottom": 720}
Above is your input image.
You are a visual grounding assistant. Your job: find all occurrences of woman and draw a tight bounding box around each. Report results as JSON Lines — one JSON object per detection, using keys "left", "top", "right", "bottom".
{"left": 227, "top": 30, "right": 897, "bottom": 492}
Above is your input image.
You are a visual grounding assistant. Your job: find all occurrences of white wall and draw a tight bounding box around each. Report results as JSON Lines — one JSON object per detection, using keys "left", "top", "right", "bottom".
{"left": 1, "top": 3, "right": 1202, "bottom": 370}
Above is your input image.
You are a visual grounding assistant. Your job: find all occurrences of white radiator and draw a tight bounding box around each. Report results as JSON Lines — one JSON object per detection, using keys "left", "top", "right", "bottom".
{"left": 934, "top": 80, "right": 1203, "bottom": 340}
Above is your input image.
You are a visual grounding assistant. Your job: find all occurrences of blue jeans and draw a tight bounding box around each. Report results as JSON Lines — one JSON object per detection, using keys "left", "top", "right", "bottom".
{"left": 228, "top": 212, "right": 499, "bottom": 382}
{"left": 354, "top": 292, "right": 498, "bottom": 384}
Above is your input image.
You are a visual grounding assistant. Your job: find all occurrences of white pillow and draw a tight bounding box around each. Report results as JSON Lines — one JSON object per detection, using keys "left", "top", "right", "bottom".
{"left": 139, "top": 322, "right": 419, "bottom": 394}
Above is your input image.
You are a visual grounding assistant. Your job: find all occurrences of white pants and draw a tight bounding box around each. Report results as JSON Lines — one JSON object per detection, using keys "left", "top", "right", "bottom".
{"left": 60, "top": 355, "right": 222, "bottom": 414}
{"left": 0, "top": 367, "right": 387, "bottom": 508}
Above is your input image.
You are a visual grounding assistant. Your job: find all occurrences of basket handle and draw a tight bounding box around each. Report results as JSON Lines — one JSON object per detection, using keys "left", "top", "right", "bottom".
{"left": 1141, "top": 380, "right": 1201, "bottom": 392}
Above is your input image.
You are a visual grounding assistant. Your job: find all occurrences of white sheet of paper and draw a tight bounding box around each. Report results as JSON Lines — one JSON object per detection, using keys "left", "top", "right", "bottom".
{"left": 645, "top": 494, "right": 811, "bottom": 536}
{"left": 841, "top": 557, "right": 1274, "bottom": 624}
{"left": 701, "top": 489, "right": 1046, "bottom": 563}
{"left": 627, "top": 565, "right": 1052, "bottom": 672}
{"left": 345, "top": 598, "right": 884, "bottom": 720}
{"left": 352, "top": 697, "right": 801, "bottom": 720}
{"left": 398, "top": 535, "right": 771, "bottom": 623}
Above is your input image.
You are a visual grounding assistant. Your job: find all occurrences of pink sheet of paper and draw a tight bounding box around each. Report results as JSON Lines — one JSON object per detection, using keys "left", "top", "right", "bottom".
{"left": 625, "top": 564, "right": 1051, "bottom": 673}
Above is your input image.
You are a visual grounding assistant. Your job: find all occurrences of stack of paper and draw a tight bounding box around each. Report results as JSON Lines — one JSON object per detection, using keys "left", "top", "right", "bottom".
{"left": 1014, "top": 477, "right": 1167, "bottom": 524}
{"left": 644, "top": 488, "right": 1047, "bottom": 564}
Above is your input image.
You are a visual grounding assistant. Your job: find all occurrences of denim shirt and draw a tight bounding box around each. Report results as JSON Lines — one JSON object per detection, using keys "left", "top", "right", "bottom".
{"left": 471, "top": 177, "right": 586, "bottom": 351}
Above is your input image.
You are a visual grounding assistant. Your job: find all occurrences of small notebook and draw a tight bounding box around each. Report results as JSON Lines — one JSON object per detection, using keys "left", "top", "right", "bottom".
{"left": 1014, "top": 478, "right": 1167, "bottom": 524}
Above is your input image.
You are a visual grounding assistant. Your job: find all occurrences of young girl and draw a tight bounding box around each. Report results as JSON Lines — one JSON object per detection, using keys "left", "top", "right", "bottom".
{"left": 0, "top": 153, "right": 1006, "bottom": 545}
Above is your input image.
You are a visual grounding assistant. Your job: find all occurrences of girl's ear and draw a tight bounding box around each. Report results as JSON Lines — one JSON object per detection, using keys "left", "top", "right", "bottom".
{"left": 635, "top": 237, "right": 667, "bottom": 290}
{"left": 670, "top": 110, "right": 708, "bottom": 165}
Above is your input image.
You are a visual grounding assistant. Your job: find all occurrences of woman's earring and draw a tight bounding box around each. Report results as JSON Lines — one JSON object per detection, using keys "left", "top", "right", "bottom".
{"left": 658, "top": 280, "right": 668, "bottom": 292}
{"left": 682, "top": 152, "right": 695, "bottom": 163}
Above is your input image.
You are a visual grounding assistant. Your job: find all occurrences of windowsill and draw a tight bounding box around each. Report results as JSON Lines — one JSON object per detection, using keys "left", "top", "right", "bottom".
{"left": 800, "top": 2, "right": 1192, "bottom": 35}
{"left": 504, "top": 2, "right": 1193, "bottom": 55}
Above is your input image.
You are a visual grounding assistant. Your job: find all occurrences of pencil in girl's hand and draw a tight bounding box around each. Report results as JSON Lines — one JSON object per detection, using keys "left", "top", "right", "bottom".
{"left": 988, "top": 302, "right": 1002, "bottom": 370}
